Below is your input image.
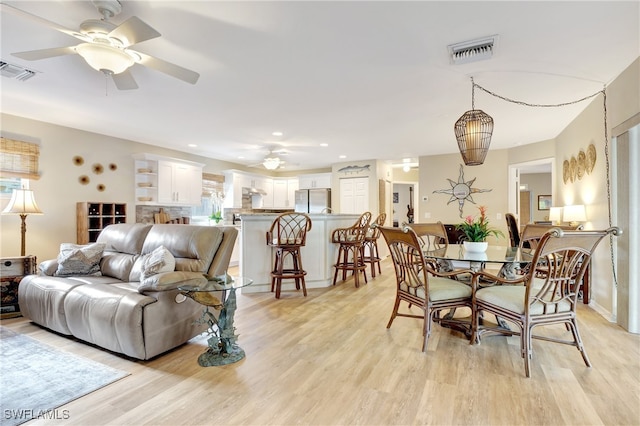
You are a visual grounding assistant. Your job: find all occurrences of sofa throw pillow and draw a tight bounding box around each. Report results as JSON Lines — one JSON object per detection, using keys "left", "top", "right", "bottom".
{"left": 55, "top": 242, "right": 106, "bottom": 277}
{"left": 140, "top": 245, "right": 175, "bottom": 280}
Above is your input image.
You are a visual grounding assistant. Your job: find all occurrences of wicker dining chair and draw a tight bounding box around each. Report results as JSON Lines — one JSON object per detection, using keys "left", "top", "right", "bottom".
{"left": 266, "top": 212, "right": 313, "bottom": 298}
{"left": 505, "top": 213, "right": 520, "bottom": 247}
{"left": 379, "top": 225, "right": 473, "bottom": 352}
{"left": 472, "top": 227, "right": 621, "bottom": 377}
{"left": 331, "top": 212, "right": 372, "bottom": 288}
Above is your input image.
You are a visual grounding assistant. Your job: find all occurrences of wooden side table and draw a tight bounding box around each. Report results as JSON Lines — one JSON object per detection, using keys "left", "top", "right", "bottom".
{"left": 1, "top": 256, "right": 37, "bottom": 319}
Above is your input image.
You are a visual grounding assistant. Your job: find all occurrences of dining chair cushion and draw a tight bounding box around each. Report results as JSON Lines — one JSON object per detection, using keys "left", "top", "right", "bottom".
{"left": 476, "top": 285, "right": 571, "bottom": 315}
{"left": 429, "top": 277, "right": 473, "bottom": 301}
{"left": 399, "top": 277, "right": 472, "bottom": 300}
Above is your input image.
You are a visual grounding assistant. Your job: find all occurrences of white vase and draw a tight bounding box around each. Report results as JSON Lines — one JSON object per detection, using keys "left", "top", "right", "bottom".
{"left": 463, "top": 241, "right": 488, "bottom": 253}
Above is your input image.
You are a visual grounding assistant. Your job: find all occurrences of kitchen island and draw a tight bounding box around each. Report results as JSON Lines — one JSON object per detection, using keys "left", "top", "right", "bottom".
{"left": 240, "top": 213, "right": 361, "bottom": 294}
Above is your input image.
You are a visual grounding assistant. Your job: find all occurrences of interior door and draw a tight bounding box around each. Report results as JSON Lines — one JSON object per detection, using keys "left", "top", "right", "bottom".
{"left": 339, "top": 177, "right": 369, "bottom": 213}
{"left": 519, "top": 190, "right": 531, "bottom": 224}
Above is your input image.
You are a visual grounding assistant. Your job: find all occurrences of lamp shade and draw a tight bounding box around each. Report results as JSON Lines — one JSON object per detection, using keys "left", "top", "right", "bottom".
{"left": 75, "top": 43, "right": 136, "bottom": 74}
{"left": 563, "top": 204, "right": 586, "bottom": 224}
{"left": 549, "top": 206, "right": 563, "bottom": 224}
{"left": 454, "top": 109, "right": 494, "bottom": 166}
{"left": 2, "top": 189, "right": 43, "bottom": 215}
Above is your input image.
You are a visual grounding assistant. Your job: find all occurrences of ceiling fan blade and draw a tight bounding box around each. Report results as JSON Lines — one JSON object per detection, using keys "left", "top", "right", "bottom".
{"left": 108, "top": 16, "right": 161, "bottom": 47}
{"left": 1, "top": 3, "right": 85, "bottom": 41}
{"left": 13, "top": 46, "right": 77, "bottom": 61}
{"left": 135, "top": 51, "right": 200, "bottom": 84}
{"left": 111, "top": 70, "right": 138, "bottom": 90}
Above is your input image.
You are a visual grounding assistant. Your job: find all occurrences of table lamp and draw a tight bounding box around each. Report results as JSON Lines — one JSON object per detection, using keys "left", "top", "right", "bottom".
{"left": 563, "top": 204, "right": 586, "bottom": 227}
{"left": 2, "top": 188, "right": 43, "bottom": 256}
{"left": 549, "top": 206, "right": 563, "bottom": 225}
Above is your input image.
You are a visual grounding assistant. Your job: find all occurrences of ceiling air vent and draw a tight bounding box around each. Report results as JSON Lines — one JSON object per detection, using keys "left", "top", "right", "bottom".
{"left": 0, "top": 61, "right": 38, "bottom": 81}
{"left": 448, "top": 35, "right": 498, "bottom": 65}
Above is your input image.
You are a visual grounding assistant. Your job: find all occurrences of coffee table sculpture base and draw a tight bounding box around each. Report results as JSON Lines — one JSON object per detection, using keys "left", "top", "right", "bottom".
{"left": 179, "top": 276, "right": 253, "bottom": 367}
{"left": 198, "top": 346, "right": 246, "bottom": 367}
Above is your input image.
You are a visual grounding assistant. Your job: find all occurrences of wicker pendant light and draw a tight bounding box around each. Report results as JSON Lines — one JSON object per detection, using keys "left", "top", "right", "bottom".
{"left": 454, "top": 78, "right": 494, "bottom": 166}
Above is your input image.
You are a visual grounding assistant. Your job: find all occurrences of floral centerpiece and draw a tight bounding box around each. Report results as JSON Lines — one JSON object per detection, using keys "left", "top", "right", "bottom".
{"left": 456, "top": 206, "right": 503, "bottom": 252}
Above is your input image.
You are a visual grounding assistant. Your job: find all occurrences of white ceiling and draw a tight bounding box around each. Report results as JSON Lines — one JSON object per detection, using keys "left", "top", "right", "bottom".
{"left": 1, "top": 1, "right": 638, "bottom": 172}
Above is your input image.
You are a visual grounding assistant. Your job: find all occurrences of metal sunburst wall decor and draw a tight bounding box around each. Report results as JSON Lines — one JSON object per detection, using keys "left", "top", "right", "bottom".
{"left": 433, "top": 164, "right": 492, "bottom": 217}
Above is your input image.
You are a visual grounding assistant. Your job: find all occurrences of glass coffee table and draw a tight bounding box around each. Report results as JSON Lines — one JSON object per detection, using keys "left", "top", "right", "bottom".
{"left": 179, "top": 275, "right": 253, "bottom": 367}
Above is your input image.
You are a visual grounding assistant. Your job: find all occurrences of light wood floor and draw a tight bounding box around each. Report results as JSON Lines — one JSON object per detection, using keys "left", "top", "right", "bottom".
{"left": 3, "top": 259, "right": 639, "bottom": 426}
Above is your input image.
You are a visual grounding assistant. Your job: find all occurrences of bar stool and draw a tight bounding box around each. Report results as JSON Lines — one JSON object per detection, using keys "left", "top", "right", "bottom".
{"left": 266, "top": 213, "right": 312, "bottom": 298}
{"left": 331, "top": 212, "right": 371, "bottom": 288}
{"left": 362, "top": 212, "right": 386, "bottom": 277}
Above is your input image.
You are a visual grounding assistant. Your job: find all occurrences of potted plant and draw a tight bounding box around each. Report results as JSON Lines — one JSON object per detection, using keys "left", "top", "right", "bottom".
{"left": 210, "top": 191, "right": 225, "bottom": 225}
{"left": 455, "top": 206, "right": 504, "bottom": 252}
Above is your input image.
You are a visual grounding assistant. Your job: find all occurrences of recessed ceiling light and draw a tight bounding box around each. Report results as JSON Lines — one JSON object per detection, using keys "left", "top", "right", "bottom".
{"left": 188, "top": 144, "right": 197, "bottom": 148}
{"left": 238, "top": 156, "right": 245, "bottom": 159}
{"left": 320, "top": 143, "right": 328, "bottom": 147}
{"left": 272, "top": 131, "right": 283, "bottom": 137}
{"left": 339, "top": 155, "right": 346, "bottom": 159}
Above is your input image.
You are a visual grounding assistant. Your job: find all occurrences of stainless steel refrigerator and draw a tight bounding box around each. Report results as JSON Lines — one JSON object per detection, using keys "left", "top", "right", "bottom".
{"left": 294, "top": 188, "right": 331, "bottom": 213}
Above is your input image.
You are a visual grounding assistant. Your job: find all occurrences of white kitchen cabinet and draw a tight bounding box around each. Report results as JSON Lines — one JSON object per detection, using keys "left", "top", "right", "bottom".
{"left": 223, "top": 170, "right": 275, "bottom": 209}
{"left": 157, "top": 160, "right": 202, "bottom": 205}
{"left": 287, "top": 178, "right": 299, "bottom": 208}
{"left": 134, "top": 154, "right": 203, "bottom": 206}
{"left": 223, "top": 171, "right": 245, "bottom": 209}
{"left": 298, "top": 173, "right": 331, "bottom": 189}
{"left": 273, "top": 178, "right": 299, "bottom": 208}
{"left": 255, "top": 176, "right": 273, "bottom": 208}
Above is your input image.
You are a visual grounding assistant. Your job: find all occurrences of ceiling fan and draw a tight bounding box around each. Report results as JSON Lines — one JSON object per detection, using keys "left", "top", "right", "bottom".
{"left": 2, "top": 0, "right": 199, "bottom": 90}
{"left": 248, "top": 147, "right": 290, "bottom": 170}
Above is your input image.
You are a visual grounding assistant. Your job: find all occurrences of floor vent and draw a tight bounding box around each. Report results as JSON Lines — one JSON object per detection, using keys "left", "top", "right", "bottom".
{"left": 0, "top": 60, "right": 38, "bottom": 81}
{"left": 448, "top": 35, "right": 498, "bottom": 65}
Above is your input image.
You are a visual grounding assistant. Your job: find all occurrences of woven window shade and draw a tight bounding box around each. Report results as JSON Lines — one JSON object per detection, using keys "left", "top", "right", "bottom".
{"left": 0, "top": 137, "right": 41, "bottom": 180}
{"left": 202, "top": 172, "right": 224, "bottom": 197}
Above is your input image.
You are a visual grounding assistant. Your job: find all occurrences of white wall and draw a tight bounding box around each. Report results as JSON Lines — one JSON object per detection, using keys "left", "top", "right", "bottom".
{"left": 0, "top": 114, "right": 243, "bottom": 261}
{"left": 419, "top": 149, "right": 510, "bottom": 245}
{"left": 554, "top": 58, "right": 639, "bottom": 322}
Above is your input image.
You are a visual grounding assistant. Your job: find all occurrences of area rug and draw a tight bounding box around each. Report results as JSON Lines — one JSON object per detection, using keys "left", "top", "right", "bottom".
{"left": 0, "top": 326, "right": 129, "bottom": 426}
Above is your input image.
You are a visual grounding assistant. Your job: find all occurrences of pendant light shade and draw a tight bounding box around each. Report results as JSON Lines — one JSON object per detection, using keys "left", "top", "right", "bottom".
{"left": 454, "top": 78, "right": 494, "bottom": 166}
{"left": 454, "top": 109, "right": 494, "bottom": 166}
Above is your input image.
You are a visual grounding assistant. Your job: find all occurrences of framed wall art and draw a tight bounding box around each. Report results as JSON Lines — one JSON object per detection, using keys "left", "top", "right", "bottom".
{"left": 537, "top": 195, "right": 552, "bottom": 210}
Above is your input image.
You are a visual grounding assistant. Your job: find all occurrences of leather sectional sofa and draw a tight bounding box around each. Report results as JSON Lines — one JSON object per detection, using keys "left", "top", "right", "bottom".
{"left": 18, "top": 223, "right": 237, "bottom": 360}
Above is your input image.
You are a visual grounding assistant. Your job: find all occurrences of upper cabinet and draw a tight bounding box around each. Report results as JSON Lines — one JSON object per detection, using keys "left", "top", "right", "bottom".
{"left": 134, "top": 154, "right": 203, "bottom": 206}
{"left": 224, "top": 170, "right": 297, "bottom": 209}
{"left": 298, "top": 173, "right": 331, "bottom": 189}
{"left": 272, "top": 178, "right": 299, "bottom": 209}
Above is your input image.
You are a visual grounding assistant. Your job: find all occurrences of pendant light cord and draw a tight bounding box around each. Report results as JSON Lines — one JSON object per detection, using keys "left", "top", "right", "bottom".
{"left": 472, "top": 80, "right": 618, "bottom": 288}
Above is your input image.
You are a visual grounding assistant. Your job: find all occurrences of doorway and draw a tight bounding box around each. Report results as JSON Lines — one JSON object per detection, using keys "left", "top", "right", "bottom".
{"left": 392, "top": 182, "right": 417, "bottom": 226}
{"left": 508, "top": 158, "right": 555, "bottom": 227}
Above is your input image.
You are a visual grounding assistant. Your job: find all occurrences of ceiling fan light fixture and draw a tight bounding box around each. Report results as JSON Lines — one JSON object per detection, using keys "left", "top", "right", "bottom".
{"left": 263, "top": 156, "right": 281, "bottom": 170}
{"left": 75, "top": 42, "right": 134, "bottom": 74}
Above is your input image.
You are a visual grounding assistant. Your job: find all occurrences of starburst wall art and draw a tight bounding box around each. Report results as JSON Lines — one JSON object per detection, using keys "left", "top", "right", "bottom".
{"left": 433, "top": 164, "right": 492, "bottom": 217}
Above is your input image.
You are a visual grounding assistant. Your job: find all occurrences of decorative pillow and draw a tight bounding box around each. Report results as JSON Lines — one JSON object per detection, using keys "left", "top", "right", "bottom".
{"left": 140, "top": 245, "right": 175, "bottom": 280}
{"left": 55, "top": 243, "right": 106, "bottom": 277}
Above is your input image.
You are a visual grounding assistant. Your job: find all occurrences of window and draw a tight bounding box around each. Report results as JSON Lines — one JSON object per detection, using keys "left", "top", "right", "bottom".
{"left": 191, "top": 172, "right": 225, "bottom": 221}
{"left": 0, "top": 137, "right": 40, "bottom": 180}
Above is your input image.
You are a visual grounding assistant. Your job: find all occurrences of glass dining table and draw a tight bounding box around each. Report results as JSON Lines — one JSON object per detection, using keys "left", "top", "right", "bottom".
{"left": 422, "top": 244, "right": 535, "bottom": 342}
{"left": 423, "top": 244, "right": 535, "bottom": 280}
